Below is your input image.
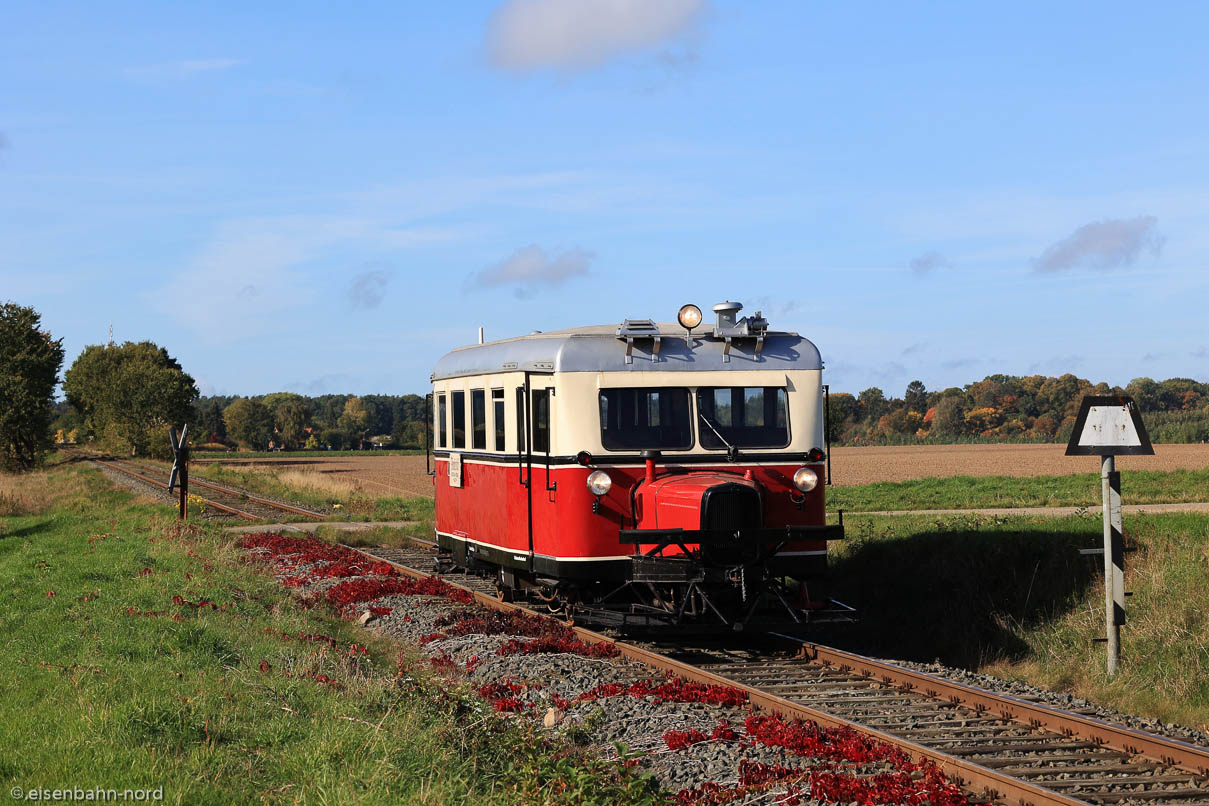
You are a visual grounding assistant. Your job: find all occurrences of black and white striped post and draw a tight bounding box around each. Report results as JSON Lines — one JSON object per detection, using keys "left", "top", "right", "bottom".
{"left": 1066, "top": 396, "right": 1152, "bottom": 678}
{"left": 1100, "top": 455, "right": 1125, "bottom": 676}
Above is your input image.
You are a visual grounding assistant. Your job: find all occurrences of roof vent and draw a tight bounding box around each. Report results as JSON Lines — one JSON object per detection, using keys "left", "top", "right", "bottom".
{"left": 711, "top": 300, "right": 769, "bottom": 362}
{"left": 616, "top": 318, "right": 662, "bottom": 365}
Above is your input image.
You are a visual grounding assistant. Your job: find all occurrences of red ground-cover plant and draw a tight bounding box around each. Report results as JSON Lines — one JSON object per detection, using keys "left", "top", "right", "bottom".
{"left": 576, "top": 675, "right": 747, "bottom": 708}
{"left": 477, "top": 678, "right": 535, "bottom": 712}
{"left": 496, "top": 635, "right": 621, "bottom": 658}
{"left": 807, "top": 767, "right": 969, "bottom": 806}
{"left": 744, "top": 714, "right": 912, "bottom": 767}
{"left": 325, "top": 575, "right": 472, "bottom": 607}
{"left": 429, "top": 608, "right": 621, "bottom": 658}
{"left": 663, "top": 729, "right": 709, "bottom": 751}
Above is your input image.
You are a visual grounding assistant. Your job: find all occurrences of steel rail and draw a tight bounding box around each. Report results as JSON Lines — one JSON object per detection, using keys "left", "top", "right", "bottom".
{"left": 118, "top": 458, "right": 325, "bottom": 519}
{"left": 349, "top": 542, "right": 1090, "bottom": 806}
{"left": 84, "top": 453, "right": 263, "bottom": 522}
{"left": 75, "top": 449, "right": 326, "bottom": 521}
{"left": 787, "top": 639, "right": 1209, "bottom": 776}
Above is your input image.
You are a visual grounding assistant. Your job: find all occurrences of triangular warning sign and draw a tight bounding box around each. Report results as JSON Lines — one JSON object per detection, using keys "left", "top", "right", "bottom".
{"left": 1065, "top": 395, "right": 1154, "bottom": 456}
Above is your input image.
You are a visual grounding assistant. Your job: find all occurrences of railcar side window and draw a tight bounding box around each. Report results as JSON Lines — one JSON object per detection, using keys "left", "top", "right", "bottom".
{"left": 471, "top": 390, "right": 486, "bottom": 450}
{"left": 436, "top": 394, "right": 446, "bottom": 449}
{"left": 598, "top": 388, "right": 692, "bottom": 450}
{"left": 697, "top": 387, "right": 789, "bottom": 448}
{"left": 451, "top": 391, "right": 466, "bottom": 449}
{"left": 492, "top": 389, "right": 505, "bottom": 451}
{"left": 531, "top": 389, "right": 550, "bottom": 453}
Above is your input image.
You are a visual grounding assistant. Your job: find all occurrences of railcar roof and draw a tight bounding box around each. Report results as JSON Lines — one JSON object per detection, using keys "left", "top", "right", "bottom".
{"left": 431, "top": 322, "right": 823, "bottom": 381}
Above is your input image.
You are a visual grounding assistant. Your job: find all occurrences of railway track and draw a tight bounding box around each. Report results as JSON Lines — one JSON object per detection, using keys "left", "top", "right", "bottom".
{"left": 73, "top": 450, "right": 325, "bottom": 522}
{"left": 356, "top": 541, "right": 1209, "bottom": 806}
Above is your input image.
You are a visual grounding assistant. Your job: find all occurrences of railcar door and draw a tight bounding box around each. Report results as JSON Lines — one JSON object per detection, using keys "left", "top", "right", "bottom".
{"left": 519, "top": 372, "right": 556, "bottom": 573}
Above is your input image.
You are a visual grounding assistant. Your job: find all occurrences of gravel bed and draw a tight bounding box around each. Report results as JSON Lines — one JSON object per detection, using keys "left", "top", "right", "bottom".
{"left": 875, "top": 655, "right": 1209, "bottom": 748}
{"left": 346, "top": 582, "right": 936, "bottom": 800}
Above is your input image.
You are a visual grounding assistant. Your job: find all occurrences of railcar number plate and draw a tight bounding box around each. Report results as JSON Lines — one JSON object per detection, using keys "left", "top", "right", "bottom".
{"left": 449, "top": 452, "right": 463, "bottom": 488}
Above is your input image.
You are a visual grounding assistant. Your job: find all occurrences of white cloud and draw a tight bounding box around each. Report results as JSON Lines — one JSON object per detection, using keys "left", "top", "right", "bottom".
{"left": 124, "top": 59, "right": 246, "bottom": 80}
{"left": 1034, "top": 216, "right": 1162, "bottom": 273}
{"left": 486, "top": 0, "right": 705, "bottom": 71}
{"left": 908, "top": 250, "right": 951, "bottom": 274}
{"left": 471, "top": 244, "right": 593, "bottom": 289}
{"left": 146, "top": 217, "right": 449, "bottom": 341}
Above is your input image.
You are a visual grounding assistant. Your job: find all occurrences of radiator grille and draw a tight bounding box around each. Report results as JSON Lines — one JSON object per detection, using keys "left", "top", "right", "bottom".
{"left": 701, "top": 484, "right": 762, "bottom": 531}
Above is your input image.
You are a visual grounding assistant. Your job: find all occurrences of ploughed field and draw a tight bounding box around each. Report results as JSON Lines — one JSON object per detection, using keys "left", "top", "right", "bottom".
{"left": 200, "top": 443, "right": 1209, "bottom": 497}
{"left": 830, "top": 442, "right": 1209, "bottom": 485}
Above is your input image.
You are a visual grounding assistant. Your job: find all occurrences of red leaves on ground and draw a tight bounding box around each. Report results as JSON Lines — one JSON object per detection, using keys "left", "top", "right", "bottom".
{"left": 432, "top": 608, "right": 621, "bottom": 659}
{"left": 743, "top": 714, "right": 911, "bottom": 766}
{"left": 576, "top": 675, "right": 747, "bottom": 708}
{"left": 258, "top": 660, "right": 270, "bottom": 673}
{"left": 325, "top": 575, "right": 471, "bottom": 607}
{"left": 664, "top": 729, "right": 709, "bottom": 751}
{"left": 477, "top": 678, "right": 532, "bottom": 712}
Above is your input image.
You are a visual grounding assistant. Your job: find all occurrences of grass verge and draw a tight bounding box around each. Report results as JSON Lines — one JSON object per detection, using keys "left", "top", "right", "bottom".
{"left": 192, "top": 450, "right": 423, "bottom": 460}
{"left": 820, "top": 511, "right": 1209, "bottom": 729}
{"left": 0, "top": 463, "right": 659, "bottom": 804}
{"left": 828, "top": 467, "right": 1209, "bottom": 511}
{"left": 193, "top": 463, "right": 433, "bottom": 524}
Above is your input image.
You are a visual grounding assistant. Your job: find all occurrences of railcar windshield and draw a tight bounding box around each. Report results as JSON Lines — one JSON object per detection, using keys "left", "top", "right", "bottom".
{"left": 598, "top": 388, "right": 692, "bottom": 450}
{"left": 697, "top": 387, "right": 789, "bottom": 448}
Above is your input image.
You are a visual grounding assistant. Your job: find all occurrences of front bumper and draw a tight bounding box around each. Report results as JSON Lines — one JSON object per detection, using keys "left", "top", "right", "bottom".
{"left": 618, "top": 523, "right": 845, "bottom": 546}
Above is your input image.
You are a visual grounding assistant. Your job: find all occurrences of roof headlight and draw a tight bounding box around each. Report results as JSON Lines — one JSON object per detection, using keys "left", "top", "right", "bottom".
{"left": 793, "top": 467, "right": 818, "bottom": 493}
{"left": 677, "top": 303, "right": 703, "bottom": 330}
{"left": 586, "top": 470, "right": 613, "bottom": 497}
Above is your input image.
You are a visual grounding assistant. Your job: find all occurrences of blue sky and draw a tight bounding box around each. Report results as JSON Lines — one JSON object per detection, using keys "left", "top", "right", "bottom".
{"left": 4, "top": 1, "right": 1207, "bottom": 399}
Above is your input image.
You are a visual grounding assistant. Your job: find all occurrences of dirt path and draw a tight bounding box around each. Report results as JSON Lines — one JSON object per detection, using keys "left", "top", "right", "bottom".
{"left": 857, "top": 501, "right": 1209, "bottom": 518}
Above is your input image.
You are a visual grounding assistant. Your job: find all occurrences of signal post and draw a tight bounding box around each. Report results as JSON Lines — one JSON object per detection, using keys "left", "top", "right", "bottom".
{"left": 1065, "top": 396, "right": 1153, "bottom": 677}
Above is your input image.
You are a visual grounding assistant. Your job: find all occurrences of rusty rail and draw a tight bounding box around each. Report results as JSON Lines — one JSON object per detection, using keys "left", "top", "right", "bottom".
{"left": 787, "top": 639, "right": 1209, "bottom": 776}
{"left": 352, "top": 543, "right": 1095, "bottom": 806}
{"left": 83, "top": 452, "right": 324, "bottom": 522}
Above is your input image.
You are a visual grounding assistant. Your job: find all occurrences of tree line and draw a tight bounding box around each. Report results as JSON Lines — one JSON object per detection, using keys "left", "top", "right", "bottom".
{"left": 192, "top": 393, "right": 427, "bottom": 451}
{"left": 6, "top": 300, "right": 1209, "bottom": 469}
{"left": 827, "top": 375, "right": 1209, "bottom": 446}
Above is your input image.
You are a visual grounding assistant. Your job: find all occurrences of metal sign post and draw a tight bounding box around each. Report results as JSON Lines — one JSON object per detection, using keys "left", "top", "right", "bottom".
{"left": 1065, "top": 396, "right": 1153, "bottom": 677}
{"left": 167, "top": 425, "right": 190, "bottom": 521}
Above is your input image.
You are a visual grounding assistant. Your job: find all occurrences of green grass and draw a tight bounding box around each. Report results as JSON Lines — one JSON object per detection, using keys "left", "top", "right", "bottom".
{"left": 817, "top": 511, "right": 1209, "bottom": 729}
{"left": 0, "top": 464, "right": 660, "bottom": 804}
{"left": 827, "top": 467, "right": 1209, "bottom": 512}
{"left": 192, "top": 449, "right": 424, "bottom": 460}
{"left": 193, "top": 463, "right": 433, "bottom": 524}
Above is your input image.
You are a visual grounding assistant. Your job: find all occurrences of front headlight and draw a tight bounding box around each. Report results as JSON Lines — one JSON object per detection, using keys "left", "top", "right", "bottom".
{"left": 677, "top": 303, "right": 703, "bottom": 330}
{"left": 586, "top": 470, "right": 613, "bottom": 496}
{"left": 793, "top": 467, "right": 818, "bottom": 493}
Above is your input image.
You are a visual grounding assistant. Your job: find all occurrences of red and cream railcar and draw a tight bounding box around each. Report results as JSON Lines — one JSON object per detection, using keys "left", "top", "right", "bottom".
{"left": 429, "top": 301, "right": 844, "bottom": 628}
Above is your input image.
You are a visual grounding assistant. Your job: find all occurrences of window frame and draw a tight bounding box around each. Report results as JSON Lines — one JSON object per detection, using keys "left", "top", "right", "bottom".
{"left": 491, "top": 388, "right": 506, "bottom": 452}
{"left": 597, "top": 386, "right": 695, "bottom": 451}
{"left": 696, "top": 385, "right": 792, "bottom": 450}
{"left": 451, "top": 390, "right": 466, "bottom": 449}
{"left": 436, "top": 393, "right": 447, "bottom": 449}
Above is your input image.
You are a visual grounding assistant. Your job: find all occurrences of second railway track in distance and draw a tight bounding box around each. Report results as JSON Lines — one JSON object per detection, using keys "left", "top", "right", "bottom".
{"left": 357, "top": 542, "right": 1209, "bottom": 806}
{"left": 76, "top": 451, "right": 326, "bottom": 522}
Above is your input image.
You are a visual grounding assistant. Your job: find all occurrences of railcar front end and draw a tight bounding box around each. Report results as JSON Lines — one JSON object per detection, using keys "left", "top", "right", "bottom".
{"left": 428, "top": 301, "right": 847, "bottom": 629}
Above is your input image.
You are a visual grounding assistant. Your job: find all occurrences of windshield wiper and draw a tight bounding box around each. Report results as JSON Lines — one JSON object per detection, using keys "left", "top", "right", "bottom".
{"left": 698, "top": 413, "right": 739, "bottom": 462}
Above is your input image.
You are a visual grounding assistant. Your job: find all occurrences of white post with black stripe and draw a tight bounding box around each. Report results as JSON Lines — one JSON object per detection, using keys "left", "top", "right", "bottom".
{"left": 1100, "top": 455, "right": 1124, "bottom": 676}
{"left": 1066, "top": 395, "right": 1153, "bottom": 679}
